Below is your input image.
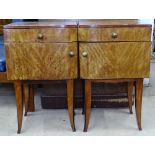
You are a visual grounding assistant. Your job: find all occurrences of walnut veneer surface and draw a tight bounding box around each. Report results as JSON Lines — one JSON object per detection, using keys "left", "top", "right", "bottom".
{"left": 5, "top": 43, "right": 77, "bottom": 80}
{"left": 78, "top": 19, "right": 152, "bottom": 79}
{"left": 4, "top": 20, "right": 78, "bottom": 29}
{"left": 4, "top": 19, "right": 152, "bottom": 80}
{"left": 4, "top": 28, "right": 77, "bottom": 43}
{"left": 78, "top": 19, "right": 152, "bottom": 27}
{"left": 4, "top": 20, "right": 78, "bottom": 80}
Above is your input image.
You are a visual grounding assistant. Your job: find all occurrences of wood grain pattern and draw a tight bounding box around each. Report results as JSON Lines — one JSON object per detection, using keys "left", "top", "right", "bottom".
{"left": 78, "top": 27, "right": 151, "bottom": 41}
{"left": 14, "top": 80, "right": 23, "bottom": 134}
{"left": 79, "top": 19, "right": 152, "bottom": 28}
{"left": 135, "top": 78, "right": 143, "bottom": 130}
{"left": 67, "top": 79, "right": 76, "bottom": 131}
{"left": 84, "top": 80, "right": 91, "bottom": 132}
{"left": 5, "top": 43, "right": 77, "bottom": 80}
{"left": 4, "top": 28, "right": 77, "bottom": 43}
{"left": 4, "top": 20, "right": 77, "bottom": 29}
{"left": 80, "top": 42, "right": 151, "bottom": 79}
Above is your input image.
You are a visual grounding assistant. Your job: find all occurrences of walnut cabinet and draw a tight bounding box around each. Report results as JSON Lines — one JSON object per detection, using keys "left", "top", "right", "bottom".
{"left": 78, "top": 20, "right": 152, "bottom": 131}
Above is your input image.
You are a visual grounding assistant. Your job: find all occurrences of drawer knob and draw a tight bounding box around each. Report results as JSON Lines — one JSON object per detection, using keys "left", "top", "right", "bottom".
{"left": 69, "top": 51, "right": 75, "bottom": 57}
{"left": 38, "top": 33, "right": 44, "bottom": 39}
{"left": 82, "top": 51, "right": 88, "bottom": 57}
{"left": 111, "top": 32, "right": 118, "bottom": 39}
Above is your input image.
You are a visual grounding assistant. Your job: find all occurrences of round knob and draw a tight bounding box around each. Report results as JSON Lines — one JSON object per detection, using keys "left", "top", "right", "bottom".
{"left": 69, "top": 51, "right": 75, "bottom": 57}
{"left": 82, "top": 51, "right": 88, "bottom": 57}
{"left": 38, "top": 33, "right": 44, "bottom": 39}
{"left": 111, "top": 32, "right": 118, "bottom": 39}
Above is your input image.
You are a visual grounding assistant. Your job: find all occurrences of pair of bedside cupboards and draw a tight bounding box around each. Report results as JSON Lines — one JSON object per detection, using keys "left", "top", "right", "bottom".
{"left": 4, "top": 19, "right": 152, "bottom": 133}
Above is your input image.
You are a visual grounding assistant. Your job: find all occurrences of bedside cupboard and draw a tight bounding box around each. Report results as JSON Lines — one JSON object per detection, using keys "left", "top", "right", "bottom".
{"left": 4, "top": 20, "right": 78, "bottom": 133}
{"left": 78, "top": 19, "right": 152, "bottom": 131}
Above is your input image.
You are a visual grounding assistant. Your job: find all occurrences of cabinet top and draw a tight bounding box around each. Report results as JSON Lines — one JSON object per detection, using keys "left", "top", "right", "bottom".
{"left": 78, "top": 19, "right": 152, "bottom": 28}
{"left": 4, "top": 20, "right": 78, "bottom": 29}
{"left": 4, "top": 19, "right": 152, "bottom": 29}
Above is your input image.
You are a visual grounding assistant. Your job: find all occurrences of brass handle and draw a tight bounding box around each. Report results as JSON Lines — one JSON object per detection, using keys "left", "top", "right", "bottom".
{"left": 69, "top": 51, "right": 75, "bottom": 57}
{"left": 38, "top": 33, "right": 44, "bottom": 39}
{"left": 82, "top": 51, "right": 88, "bottom": 57}
{"left": 111, "top": 32, "right": 118, "bottom": 39}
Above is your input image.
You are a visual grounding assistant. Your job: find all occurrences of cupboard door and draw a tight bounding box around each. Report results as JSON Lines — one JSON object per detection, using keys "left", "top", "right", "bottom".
{"left": 80, "top": 42, "right": 151, "bottom": 79}
{"left": 6, "top": 43, "right": 77, "bottom": 80}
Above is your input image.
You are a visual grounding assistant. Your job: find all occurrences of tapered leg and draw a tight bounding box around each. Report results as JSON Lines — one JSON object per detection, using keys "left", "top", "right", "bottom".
{"left": 28, "top": 84, "right": 35, "bottom": 112}
{"left": 14, "top": 81, "right": 23, "bottom": 134}
{"left": 67, "top": 79, "right": 76, "bottom": 132}
{"left": 135, "top": 79, "right": 143, "bottom": 130}
{"left": 23, "top": 83, "right": 29, "bottom": 116}
{"left": 128, "top": 82, "right": 134, "bottom": 114}
{"left": 84, "top": 80, "right": 91, "bottom": 132}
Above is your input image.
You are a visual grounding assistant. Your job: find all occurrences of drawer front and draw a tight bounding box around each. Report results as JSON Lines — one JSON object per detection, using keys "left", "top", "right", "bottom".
{"left": 4, "top": 28, "right": 77, "bottom": 43}
{"left": 79, "top": 27, "right": 151, "bottom": 42}
{"left": 80, "top": 42, "right": 151, "bottom": 79}
{"left": 5, "top": 43, "right": 77, "bottom": 80}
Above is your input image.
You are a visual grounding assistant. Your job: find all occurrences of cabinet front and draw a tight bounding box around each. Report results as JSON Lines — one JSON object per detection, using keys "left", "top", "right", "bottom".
{"left": 80, "top": 42, "right": 151, "bottom": 79}
{"left": 5, "top": 43, "right": 77, "bottom": 80}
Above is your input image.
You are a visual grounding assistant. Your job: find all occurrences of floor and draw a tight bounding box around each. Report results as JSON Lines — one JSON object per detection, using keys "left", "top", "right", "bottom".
{"left": 0, "top": 62, "right": 155, "bottom": 136}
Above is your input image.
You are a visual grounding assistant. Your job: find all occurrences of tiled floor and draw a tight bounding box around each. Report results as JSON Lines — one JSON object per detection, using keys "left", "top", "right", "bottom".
{"left": 0, "top": 62, "right": 155, "bottom": 136}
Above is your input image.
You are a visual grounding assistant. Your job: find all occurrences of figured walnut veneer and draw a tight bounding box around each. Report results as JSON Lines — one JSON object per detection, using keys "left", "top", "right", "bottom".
{"left": 4, "top": 28, "right": 77, "bottom": 43}
{"left": 80, "top": 42, "right": 151, "bottom": 79}
{"left": 79, "top": 27, "right": 151, "bottom": 42}
{"left": 4, "top": 21, "right": 78, "bottom": 81}
{"left": 5, "top": 43, "right": 77, "bottom": 80}
{"left": 79, "top": 20, "right": 151, "bottom": 80}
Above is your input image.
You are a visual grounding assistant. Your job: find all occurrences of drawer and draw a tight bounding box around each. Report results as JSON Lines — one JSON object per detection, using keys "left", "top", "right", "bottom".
{"left": 80, "top": 42, "right": 151, "bottom": 79}
{"left": 5, "top": 43, "right": 77, "bottom": 80}
{"left": 4, "top": 28, "right": 77, "bottom": 43}
{"left": 79, "top": 27, "right": 151, "bottom": 42}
